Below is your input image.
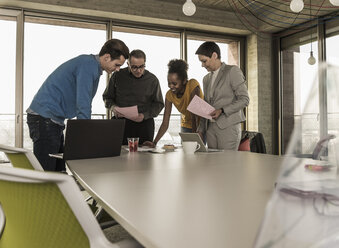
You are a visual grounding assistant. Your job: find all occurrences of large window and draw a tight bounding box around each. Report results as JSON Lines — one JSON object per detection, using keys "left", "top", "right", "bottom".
{"left": 281, "top": 39, "right": 319, "bottom": 154}
{"left": 277, "top": 11, "right": 339, "bottom": 155}
{"left": 113, "top": 27, "right": 181, "bottom": 144}
{"left": 280, "top": 17, "right": 339, "bottom": 156}
{"left": 23, "top": 17, "right": 106, "bottom": 149}
{"left": 325, "top": 31, "right": 339, "bottom": 143}
{"left": 326, "top": 18, "right": 339, "bottom": 67}
{"left": 278, "top": 16, "right": 339, "bottom": 156}
{"left": 326, "top": 34, "right": 339, "bottom": 67}
{"left": 0, "top": 16, "right": 16, "bottom": 157}
{"left": 0, "top": 7, "right": 244, "bottom": 149}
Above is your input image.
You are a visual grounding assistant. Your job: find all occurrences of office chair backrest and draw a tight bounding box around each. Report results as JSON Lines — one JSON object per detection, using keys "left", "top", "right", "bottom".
{"left": 250, "top": 132, "right": 266, "bottom": 153}
{"left": 239, "top": 131, "right": 266, "bottom": 154}
{"left": 0, "top": 166, "right": 136, "bottom": 248}
{"left": 0, "top": 144, "right": 43, "bottom": 171}
{"left": 238, "top": 136, "right": 251, "bottom": 151}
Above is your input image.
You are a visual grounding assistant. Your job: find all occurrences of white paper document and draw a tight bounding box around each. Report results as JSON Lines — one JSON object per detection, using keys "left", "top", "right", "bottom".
{"left": 137, "top": 147, "right": 155, "bottom": 152}
{"left": 115, "top": 105, "right": 138, "bottom": 120}
{"left": 187, "top": 95, "right": 215, "bottom": 120}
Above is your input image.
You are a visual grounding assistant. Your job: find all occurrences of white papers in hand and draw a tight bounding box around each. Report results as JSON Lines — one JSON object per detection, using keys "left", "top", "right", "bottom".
{"left": 115, "top": 105, "right": 138, "bottom": 120}
{"left": 187, "top": 95, "right": 215, "bottom": 120}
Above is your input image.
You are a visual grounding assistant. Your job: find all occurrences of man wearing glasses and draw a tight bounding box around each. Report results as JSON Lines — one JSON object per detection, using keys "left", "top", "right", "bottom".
{"left": 103, "top": 49, "right": 164, "bottom": 145}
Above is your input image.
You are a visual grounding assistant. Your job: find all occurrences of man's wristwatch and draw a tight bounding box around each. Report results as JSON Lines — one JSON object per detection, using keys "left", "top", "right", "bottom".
{"left": 221, "top": 108, "right": 224, "bottom": 114}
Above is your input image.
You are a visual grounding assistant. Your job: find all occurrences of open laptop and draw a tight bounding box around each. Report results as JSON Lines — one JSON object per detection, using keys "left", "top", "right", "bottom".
{"left": 58, "top": 119, "right": 125, "bottom": 160}
{"left": 179, "top": 133, "right": 224, "bottom": 152}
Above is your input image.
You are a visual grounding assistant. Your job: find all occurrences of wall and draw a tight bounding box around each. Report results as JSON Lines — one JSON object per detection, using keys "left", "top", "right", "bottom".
{"left": 281, "top": 49, "right": 295, "bottom": 154}
{"left": 247, "top": 33, "right": 274, "bottom": 154}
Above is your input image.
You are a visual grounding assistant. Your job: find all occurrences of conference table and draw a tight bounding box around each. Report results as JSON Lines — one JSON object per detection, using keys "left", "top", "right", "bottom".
{"left": 66, "top": 149, "right": 287, "bottom": 248}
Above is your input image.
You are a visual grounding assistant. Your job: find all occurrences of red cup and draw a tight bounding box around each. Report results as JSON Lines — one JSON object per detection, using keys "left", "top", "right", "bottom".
{"left": 127, "top": 137, "right": 139, "bottom": 152}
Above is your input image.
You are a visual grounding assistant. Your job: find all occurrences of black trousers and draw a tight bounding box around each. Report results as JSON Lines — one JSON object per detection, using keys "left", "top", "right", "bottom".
{"left": 114, "top": 117, "right": 155, "bottom": 145}
{"left": 27, "top": 113, "right": 65, "bottom": 172}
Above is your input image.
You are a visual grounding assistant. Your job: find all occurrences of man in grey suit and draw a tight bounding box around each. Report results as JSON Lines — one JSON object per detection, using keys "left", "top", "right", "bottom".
{"left": 195, "top": 41, "right": 249, "bottom": 150}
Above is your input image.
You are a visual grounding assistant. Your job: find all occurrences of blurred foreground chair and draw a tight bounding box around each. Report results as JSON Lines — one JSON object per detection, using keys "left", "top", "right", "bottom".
{"left": 0, "top": 204, "right": 4, "bottom": 238}
{"left": 238, "top": 131, "right": 266, "bottom": 153}
{"left": 0, "top": 166, "right": 141, "bottom": 248}
{"left": 0, "top": 144, "right": 117, "bottom": 229}
{"left": 0, "top": 144, "right": 43, "bottom": 171}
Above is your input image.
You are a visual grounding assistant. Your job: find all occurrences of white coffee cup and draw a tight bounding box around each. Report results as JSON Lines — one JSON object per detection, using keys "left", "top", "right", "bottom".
{"left": 182, "top": 141, "right": 200, "bottom": 154}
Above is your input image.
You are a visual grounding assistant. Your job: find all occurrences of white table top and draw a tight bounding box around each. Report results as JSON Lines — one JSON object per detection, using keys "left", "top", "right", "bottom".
{"left": 67, "top": 149, "right": 286, "bottom": 248}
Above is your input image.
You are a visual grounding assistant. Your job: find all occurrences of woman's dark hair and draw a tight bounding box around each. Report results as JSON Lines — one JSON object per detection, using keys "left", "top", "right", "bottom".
{"left": 167, "top": 59, "right": 188, "bottom": 83}
{"left": 99, "top": 39, "right": 129, "bottom": 60}
{"left": 195, "top": 41, "right": 221, "bottom": 59}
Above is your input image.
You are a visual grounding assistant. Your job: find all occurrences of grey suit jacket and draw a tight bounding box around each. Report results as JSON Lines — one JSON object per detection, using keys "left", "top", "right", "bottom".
{"left": 198, "top": 63, "right": 249, "bottom": 133}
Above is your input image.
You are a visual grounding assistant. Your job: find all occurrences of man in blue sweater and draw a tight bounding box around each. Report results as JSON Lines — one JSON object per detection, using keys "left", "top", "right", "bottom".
{"left": 27, "top": 39, "right": 129, "bottom": 172}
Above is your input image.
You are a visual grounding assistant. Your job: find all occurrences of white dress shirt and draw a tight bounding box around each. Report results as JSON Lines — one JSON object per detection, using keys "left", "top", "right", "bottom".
{"left": 209, "top": 66, "right": 221, "bottom": 99}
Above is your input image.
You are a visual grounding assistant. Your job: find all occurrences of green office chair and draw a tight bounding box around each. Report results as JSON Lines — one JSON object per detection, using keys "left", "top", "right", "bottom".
{"left": 0, "top": 144, "right": 117, "bottom": 229}
{"left": 0, "top": 144, "right": 43, "bottom": 171}
{"left": 0, "top": 203, "right": 4, "bottom": 239}
{"left": 0, "top": 166, "right": 142, "bottom": 248}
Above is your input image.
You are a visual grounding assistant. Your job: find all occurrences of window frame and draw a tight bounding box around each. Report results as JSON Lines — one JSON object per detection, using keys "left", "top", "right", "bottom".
{"left": 0, "top": 7, "right": 245, "bottom": 148}
{"left": 277, "top": 14, "right": 339, "bottom": 155}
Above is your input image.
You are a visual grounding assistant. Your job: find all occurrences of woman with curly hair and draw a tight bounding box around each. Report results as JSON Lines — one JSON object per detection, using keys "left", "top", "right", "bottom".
{"left": 143, "top": 59, "right": 203, "bottom": 147}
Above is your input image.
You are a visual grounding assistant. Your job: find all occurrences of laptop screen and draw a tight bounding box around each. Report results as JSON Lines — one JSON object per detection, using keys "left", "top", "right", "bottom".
{"left": 63, "top": 119, "right": 125, "bottom": 160}
{"left": 179, "top": 133, "right": 207, "bottom": 152}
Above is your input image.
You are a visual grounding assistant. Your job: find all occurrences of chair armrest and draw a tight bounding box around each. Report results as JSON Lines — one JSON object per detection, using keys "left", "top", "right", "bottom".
{"left": 114, "top": 238, "right": 143, "bottom": 248}
{"left": 0, "top": 204, "right": 6, "bottom": 239}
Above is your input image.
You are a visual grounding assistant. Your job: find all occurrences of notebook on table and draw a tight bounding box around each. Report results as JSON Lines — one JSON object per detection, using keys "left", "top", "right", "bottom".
{"left": 55, "top": 119, "right": 125, "bottom": 160}
{"left": 179, "top": 132, "right": 224, "bottom": 153}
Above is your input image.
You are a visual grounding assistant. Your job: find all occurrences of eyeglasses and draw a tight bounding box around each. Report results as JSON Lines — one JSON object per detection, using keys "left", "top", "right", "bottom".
{"left": 130, "top": 64, "right": 145, "bottom": 71}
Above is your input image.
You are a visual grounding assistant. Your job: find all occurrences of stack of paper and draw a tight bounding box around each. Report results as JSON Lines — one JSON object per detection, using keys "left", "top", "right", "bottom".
{"left": 115, "top": 105, "right": 138, "bottom": 120}
{"left": 187, "top": 95, "right": 215, "bottom": 119}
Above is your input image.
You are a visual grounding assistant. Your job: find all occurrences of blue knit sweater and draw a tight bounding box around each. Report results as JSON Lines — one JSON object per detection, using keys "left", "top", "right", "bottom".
{"left": 28, "top": 55, "right": 102, "bottom": 124}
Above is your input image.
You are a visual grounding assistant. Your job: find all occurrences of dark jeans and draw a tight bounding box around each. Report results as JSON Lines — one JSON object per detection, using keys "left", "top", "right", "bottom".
{"left": 27, "top": 113, "right": 65, "bottom": 172}
{"left": 115, "top": 117, "right": 154, "bottom": 145}
{"left": 181, "top": 127, "right": 193, "bottom": 133}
